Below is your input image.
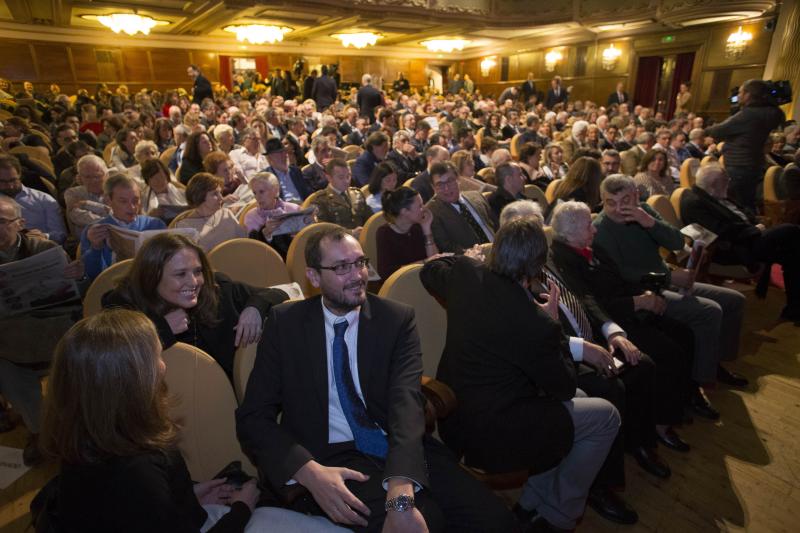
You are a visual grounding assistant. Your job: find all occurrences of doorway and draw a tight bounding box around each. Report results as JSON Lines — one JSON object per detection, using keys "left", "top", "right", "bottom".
{"left": 633, "top": 51, "right": 695, "bottom": 119}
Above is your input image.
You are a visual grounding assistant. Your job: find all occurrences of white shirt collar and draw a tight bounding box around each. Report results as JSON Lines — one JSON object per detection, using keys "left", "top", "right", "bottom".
{"left": 321, "top": 298, "right": 360, "bottom": 330}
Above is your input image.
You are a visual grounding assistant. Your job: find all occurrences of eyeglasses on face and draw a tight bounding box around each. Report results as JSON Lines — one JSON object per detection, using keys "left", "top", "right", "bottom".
{"left": 317, "top": 257, "right": 369, "bottom": 276}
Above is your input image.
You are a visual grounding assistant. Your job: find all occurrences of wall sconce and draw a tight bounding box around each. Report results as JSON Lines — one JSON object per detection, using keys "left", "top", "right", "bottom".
{"left": 545, "top": 50, "right": 563, "bottom": 72}
{"left": 601, "top": 43, "right": 622, "bottom": 70}
{"left": 725, "top": 26, "right": 752, "bottom": 59}
{"left": 480, "top": 57, "right": 497, "bottom": 77}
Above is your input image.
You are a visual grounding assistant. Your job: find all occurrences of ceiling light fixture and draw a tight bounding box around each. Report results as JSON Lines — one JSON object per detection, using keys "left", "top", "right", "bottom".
{"left": 601, "top": 43, "right": 622, "bottom": 70}
{"left": 545, "top": 50, "right": 563, "bottom": 72}
{"left": 725, "top": 26, "right": 753, "bottom": 59}
{"left": 224, "top": 24, "right": 292, "bottom": 45}
{"left": 421, "top": 39, "right": 469, "bottom": 53}
{"left": 332, "top": 32, "right": 382, "bottom": 49}
{"left": 81, "top": 13, "right": 169, "bottom": 36}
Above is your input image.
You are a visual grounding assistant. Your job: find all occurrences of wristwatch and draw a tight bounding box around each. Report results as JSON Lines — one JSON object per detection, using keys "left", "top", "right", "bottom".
{"left": 385, "top": 494, "right": 415, "bottom": 512}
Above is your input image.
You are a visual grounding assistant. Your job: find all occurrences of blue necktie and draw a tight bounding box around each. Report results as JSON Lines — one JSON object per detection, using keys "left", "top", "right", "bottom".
{"left": 332, "top": 320, "right": 388, "bottom": 459}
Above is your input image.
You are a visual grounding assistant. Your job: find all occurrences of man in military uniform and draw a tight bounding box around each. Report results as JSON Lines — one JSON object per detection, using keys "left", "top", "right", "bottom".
{"left": 309, "top": 158, "right": 373, "bottom": 238}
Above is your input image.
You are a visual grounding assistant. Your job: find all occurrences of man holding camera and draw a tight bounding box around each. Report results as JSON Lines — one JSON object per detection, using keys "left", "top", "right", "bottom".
{"left": 705, "top": 79, "right": 785, "bottom": 213}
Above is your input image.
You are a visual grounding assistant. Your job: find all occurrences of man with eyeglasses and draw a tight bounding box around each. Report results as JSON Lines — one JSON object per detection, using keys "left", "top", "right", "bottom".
{"left": 237, "top": 224, "right": 515, "bottom": 533}
{"left": 427, "top": 161, "right": 496, "bottom": 254}
{"left": 0, "top": 155, "right": 66, "bottom": 244}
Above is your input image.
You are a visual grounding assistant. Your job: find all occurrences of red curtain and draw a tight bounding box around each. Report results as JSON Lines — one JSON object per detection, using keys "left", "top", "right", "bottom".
{"left": 219, "top": 55, "right": 232, "bottom": 90}
{"left": 666, "top": 52, "right": 695, "bottom": 119}
{"left": 634, "top": 56, "right": 662, "bottom": 109}
{"left": 255, "top": 57, "right": 269, "bottom": 83}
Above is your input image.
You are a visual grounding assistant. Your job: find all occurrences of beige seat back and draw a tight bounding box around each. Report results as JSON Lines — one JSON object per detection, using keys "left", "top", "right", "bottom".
{"left": 83, "top": 259, "right": 134, "bottom": 318}
{"left": 234, "top": 342, "right": 258, "bottom": 403}
{"left": 670, "top": 187, "right": 688, "bottom": 225}
{"left": 700, "top": 155, "right": 717, "bottom": 167}
{"left": 359, "top": 211, "right": 385, "bottom": 275}
{"left": 523, "top": 184, "right": 547, "bottom": 207}
{"left": 237, "top": 201, "right": 258, "bottom": 225}
{"left": 646, "top": 194, "right": 680, "bottom": 227}
{"left": 510, "top": 133, "right": 522, "bottom": 160}
{"left": 763, "top": 165, "right": 784, "bottom": 202}
{"left": 162, "top": 342, "right": 255, "bottom": 480}
{"left": 286, "top": 222, "right": 341, "bottom": 296}
{"left": 544, "top": 179, "right": 562, "bottom": 203}
{"left": 159, "top": 146, "right": 177, "bottom": 168}
{"left": 207, "top": 238, "right": 291, "bottom": 287}
{"left": 378, "top": 264, "right": 446, "bottom": 377}
{"left": 679, "top": 158, "right": 700, "bottom": 189}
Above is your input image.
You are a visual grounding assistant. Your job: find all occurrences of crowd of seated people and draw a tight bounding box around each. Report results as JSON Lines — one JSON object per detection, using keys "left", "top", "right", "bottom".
{"left": 0, "top": 70, "right": 798, "bottom": 532}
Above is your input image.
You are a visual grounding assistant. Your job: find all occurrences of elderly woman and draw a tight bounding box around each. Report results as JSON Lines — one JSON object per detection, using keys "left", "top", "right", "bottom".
{"left": 541, "top": 143, "right": 569, "bottom": 181}
{"left": 140, "top": 159, "right": 187, "bottom": 223}
{"left": 549, "top": 200, "right": 694, "bottom": 454}
{"left": 375, "top": 186, "right": 439, "bottom": 280}
{"left": 633, "top": 150, "right": 673, "bottom": 200}
{"left": 365, "top": 162, "right": 399, "bottom": 213}
{"left": 243, "top": 172, "right": 305, "bottom": 258}
{"left": 109, "top": 127, "right": 138, "bottom": 171}
{"left": 550, "top": 156, "right": 604, "bottom": 212}
{"left": 561, "top": 120, "right": 588, "bottom": 164}
{"left": 127, "top": 139, "right": 160, "bottom": 183}
{"left": 213, "top": 123, "right": 238, "bottom": 154}
{"left": 173, "top": 172, "right": 247, "bottom": 252}
{"left": 203, "top": 150, "right": 251, "bottom": 207}
{"left": 518, "top": 142, "right": 547, "bottom": 188}
{"left": 451, "top": 149, "right": 496, "bottom": 193}
{"left": 41, "top": 309, "right": 344, "bottom": 531}
{"left": 178, "top": 131, "right": 215, "bottom": 185}
{"left": 102, "top": 234, "right": 289, "bottom": 378}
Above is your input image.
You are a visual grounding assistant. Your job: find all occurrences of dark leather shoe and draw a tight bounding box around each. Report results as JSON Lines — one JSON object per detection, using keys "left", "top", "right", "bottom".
{"left": 656, "top": 427, "right": 690, "bottom": 453}
{"left": 527, "top": 515, "right": 572, "bottom": 533}
{"left": 587, "top": 487, "right": 638, "bottom": 525}
{"left": 717, "top": 365, "right": 749, "bottom": 388}
{"left": 691, "top": 388, "right": 720, "bottom": 420}
{"left": 631, "top": 446, "right": 672, "bottom": 478}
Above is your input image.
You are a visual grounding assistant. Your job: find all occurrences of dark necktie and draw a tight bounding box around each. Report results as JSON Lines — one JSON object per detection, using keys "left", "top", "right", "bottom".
{"left": 457, "top": 201, "right": 489, "bottom": 244}
{"left": 332, "top": 320, "right": 388, "bottom": 459}
{"left": 543, "top": 268, "right": 593, "bottom": 341}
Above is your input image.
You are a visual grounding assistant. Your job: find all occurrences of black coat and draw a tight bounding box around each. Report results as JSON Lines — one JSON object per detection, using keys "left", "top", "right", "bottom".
{"left": 357, "top": 86, "right": 383, "bottom": 122}
{"left": 410, "top": 170, "right": 434, "bottom": 203}
{"left": 102, "top": 273, "right": 288, "bottom": 378}
{"left": 311, "top": 75, "right": 337, "bottom": 110}
{"left": 420, "top": 256, "right": 575, "bottom": 473}
{"left": 235, "top": 295, "right": 430, "bottom": 490}
{"left": 192, "top": 74, "right": 213, "bottom": 104}
{"left": 545, "top": 87, "right": 568, "bottom": 109}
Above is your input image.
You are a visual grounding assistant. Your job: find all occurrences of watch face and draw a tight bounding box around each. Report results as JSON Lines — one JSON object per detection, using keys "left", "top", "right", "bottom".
{"left": 395, "top": 494, "right": 412, "bottom": 512}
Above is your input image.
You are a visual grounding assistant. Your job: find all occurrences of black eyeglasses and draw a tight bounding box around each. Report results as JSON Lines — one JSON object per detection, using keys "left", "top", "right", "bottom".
{"left": 316, "top": 257, "right": 369, "bottom": 276}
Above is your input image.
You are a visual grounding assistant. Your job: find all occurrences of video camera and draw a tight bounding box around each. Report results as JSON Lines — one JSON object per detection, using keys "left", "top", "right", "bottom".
{"left": 730, "top": 80, "right": 792, "bottom": 113}
{"left": 640, "top": 272, "right": 668, "bottom": 295}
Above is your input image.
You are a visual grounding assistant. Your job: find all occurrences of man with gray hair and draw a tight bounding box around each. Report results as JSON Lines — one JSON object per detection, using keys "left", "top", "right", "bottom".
{"left": 64, "top": 154, "right": 111, "bottom": 238}
{"left": 410, "top": 145, "right": 450, "bottom": 202}
{"left": 593, "top": 174, "right": 748, "bottom": 417}
{"left": 498, "top": 199, "right": 544, "bottom": 227}
{"left": 386, "top": 130, "right": 422, "bottom": 182}
{"left": 561, "top": 120, "right": 589, "bottom": 164}
{"left": 487, "top": 163, "right": 526, "bottom": 221}
{"left": 686, "top": 128, "right": 706, "bottom": 159}
{"left": 682, "top": 163, "right": 800, "bottom": 322}
{"left": 169, "top": 124, "right": 191, "bottom": 172}
{"left": 357, "top": 73, "right": 382, "bottom": 122}
{"left": 620, "top": 132, "right": 655, "bottom": 176}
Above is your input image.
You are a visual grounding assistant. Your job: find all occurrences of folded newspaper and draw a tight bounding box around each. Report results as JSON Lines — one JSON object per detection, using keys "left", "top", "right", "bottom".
{"left": 271, "top": 207, "right": 316, "bottom": 237}
{"left": 107, "top": 226, "right": 199, "bottom": 261}
{"left": 674, "top": 223, "right": 718, "bottom": 263}
{"left": 0, "top": 247, "right": 79, "bottom": 316}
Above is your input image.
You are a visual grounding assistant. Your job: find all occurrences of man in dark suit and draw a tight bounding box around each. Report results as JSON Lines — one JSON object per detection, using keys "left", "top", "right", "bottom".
{"left": 357, "top": 74, "right": 383, "bottom": 123}
{"left": 352, "top": 132, "right": 389, "bottom": 187}
{"left": 606, "top": 82, "right": 629, "bottom": 107}
{"left": 311, "top": 65, "right": 338, "bottom": 111}
{"left": 285, "top": 117, "right": 309, "bottom": 167}
{"left": 419, "top": 219, "right": 620, "bottom": 532}
{"left": 426, "top": 161, "right": 496, "bottom": 254}
{"left": 520, "top": 73, "right": 537, "bottom": 104}
{"left": 303, "top": 70, "right": 317, "bottom": 101}
{"left": 686, "top": 128, "right": 706, "bottom": 159}
{"left": 486, "top": 163, "right": 526, "bottom": 221}
{"left": 545, "top": 76, "right": 568, "bottom": 109}
{"left": 346, "top": 118, "right": 369, "bottom": 147}
{"left": 236, "top": 225, "right": 515, "bottom": 532}
{"left": 682, "top": 163, "right": 800, "bottom": 321}
{"left": 187, "top": 64, "right": 213, "bottom": 104}
{"left": 385, "top": 131, "right": 422, "bottom": 183}
{"left": 410, "top": 146, "right": 449, "bottom": 203}
{"left": 264, "top": 138, "right": 314, "bottom": 202}
{"left": 303, "top": 136, "right": 335, "bottom": 191}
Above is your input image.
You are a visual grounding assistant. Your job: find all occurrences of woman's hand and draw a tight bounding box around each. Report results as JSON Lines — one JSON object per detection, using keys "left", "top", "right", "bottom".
{"left": 535, "top": 281, "right": 560, "bottom": 322}
{"left": 419, "top": 207, "right": 434, "bottom": 233}
{"left": 234, "top": 306, "right": 263, "bottom": 347}
{"left": 165, "top": 308, "right": 190, "bottom": 335}
{"left": 194, "top": 478, "right": 235, "bottom": 506}
{"left": 261, "top": 218, "right": 284, "bottom": 240}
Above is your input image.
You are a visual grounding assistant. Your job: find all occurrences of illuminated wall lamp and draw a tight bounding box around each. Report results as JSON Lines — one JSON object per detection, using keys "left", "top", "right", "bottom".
{"left": 601, "top": 43, "right": 622, "bottom": 70}
{"left": 545, "top": 50, "right": 563, "bottom": 72}
{"left": 725, "top": 26, "right": 752, "bottom": 59}
{"left": 480, "top": 57, "right": 497, "bottom": 77}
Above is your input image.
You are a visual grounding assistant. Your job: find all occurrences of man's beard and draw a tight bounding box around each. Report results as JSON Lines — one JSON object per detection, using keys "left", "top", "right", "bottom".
{"left": 322, "top": 279, "right": 367, "bottom": 314}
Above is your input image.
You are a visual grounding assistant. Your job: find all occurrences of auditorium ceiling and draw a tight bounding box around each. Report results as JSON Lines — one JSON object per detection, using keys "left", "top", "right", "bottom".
{"left": 0, "top": 0, "right": 779, "bottom": 57}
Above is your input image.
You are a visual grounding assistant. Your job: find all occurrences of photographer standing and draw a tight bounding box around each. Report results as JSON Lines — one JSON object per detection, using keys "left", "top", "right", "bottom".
{"left": 705, "top": 79, "right": 785, "bottom": 213}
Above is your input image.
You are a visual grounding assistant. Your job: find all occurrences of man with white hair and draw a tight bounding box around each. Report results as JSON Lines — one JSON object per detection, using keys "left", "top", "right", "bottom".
{"left": 593, "top": 174, "right": 748, "bottom": 416}
{"left": 561, "top": 120, "right": 589, "bottom": 164}
{"left": 302, "top": 135, "right": 334, "bottom": 191}
{"left": 490, "top": 148, "right": 512, "bottom": 169}
{"left": 386, "top": 130, "right": 422, "bottom": 182}
{"left": 487, "top": 162, "right": 526, "bottom": 221}
{"left": 682, "top": 163, "right": 800, "bottom": 322}
{"left": 63, "top": 155, "right": 111, "bottom": 238}
{"left": 357, "top": 73, "right": 382, "bottom": 122}
{"left": 686, "top": 128, "right": 706, "bottom": 159}
{"left": 169, "top": 124, "right": 190, "bottom": 172}
{"left": 168, "top": 105, "right": 182, "bottom": 128}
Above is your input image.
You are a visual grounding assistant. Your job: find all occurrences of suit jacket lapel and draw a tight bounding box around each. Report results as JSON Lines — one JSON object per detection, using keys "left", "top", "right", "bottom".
{"left": 305, "top": 299, "right": 329, "bottom": 423}
{"left": 356, "top": 297, "right": 375, "bottom": 404}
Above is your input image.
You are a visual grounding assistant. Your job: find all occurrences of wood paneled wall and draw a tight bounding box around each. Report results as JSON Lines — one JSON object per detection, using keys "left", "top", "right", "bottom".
{"left": 0, "top": 39, "right": 432, "bottom": 96}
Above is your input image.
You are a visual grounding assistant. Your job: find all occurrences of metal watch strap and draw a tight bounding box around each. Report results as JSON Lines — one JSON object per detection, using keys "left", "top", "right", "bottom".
{"left": 385, "top": 494, "right": 415, "bottom": 512}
